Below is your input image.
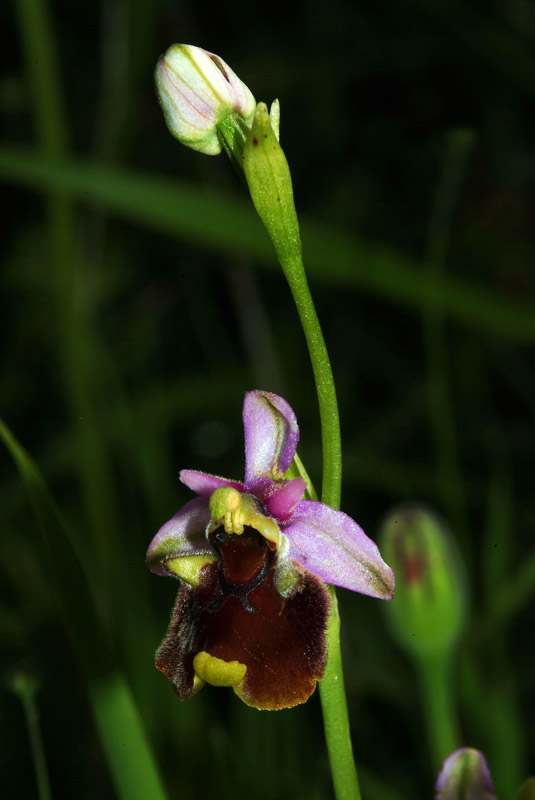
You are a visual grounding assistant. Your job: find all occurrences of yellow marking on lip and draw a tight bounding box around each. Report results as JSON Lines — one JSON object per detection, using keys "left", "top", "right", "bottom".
{"left": 165, "top": 554, "right": 217, "bottom": 587}
{"left": 193, "top": 651, "right": 247, "bottom": 687}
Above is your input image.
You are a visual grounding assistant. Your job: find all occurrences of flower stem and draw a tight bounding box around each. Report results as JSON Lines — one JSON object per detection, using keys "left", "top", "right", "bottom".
{"left": 320, "top": 588, "right": 362, "bottom": 800}
{"left": 242, "top": 104, "right": 341, "bottom": 508}
{"left": 276, "top": 218, "right": 360, "bottom": 800}
{"left": 417, "top": 650, "right": 460, "bottom": 770}
{"left": 243, "top": 102, "right": 360, "bottom": 800}
{"left": 279, "top": 245, "right": 342, "bottom": 507}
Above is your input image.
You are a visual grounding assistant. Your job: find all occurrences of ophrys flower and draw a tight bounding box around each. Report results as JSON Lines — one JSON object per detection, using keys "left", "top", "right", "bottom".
{"left": 147, "top": 391, "right": 394, "bottom": 709}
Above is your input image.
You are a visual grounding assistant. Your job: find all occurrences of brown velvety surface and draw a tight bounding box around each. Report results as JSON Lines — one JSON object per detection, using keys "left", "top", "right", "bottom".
{"left": 155, "top": 527, "right": 329, "bottom": 709}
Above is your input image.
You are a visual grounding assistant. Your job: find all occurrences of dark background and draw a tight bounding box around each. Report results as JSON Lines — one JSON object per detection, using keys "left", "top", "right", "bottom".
{"left": 1, "top": 1, "right": 534, "bottom": 798}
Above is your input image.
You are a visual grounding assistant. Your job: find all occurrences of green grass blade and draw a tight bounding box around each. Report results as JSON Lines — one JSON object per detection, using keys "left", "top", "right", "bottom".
{"left": 1, "top": 145, "right": 535, "bottom": 341}
{"left": 0, "top": 419, "right": 168, "bottom": 800}
{"left": 9, "top": 672, "right": 53, "bottom": 800}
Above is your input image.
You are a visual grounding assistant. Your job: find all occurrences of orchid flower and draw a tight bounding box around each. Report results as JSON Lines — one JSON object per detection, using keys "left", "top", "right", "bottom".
{"left": 146, "top": 390, "right": 395, "bottom": 710}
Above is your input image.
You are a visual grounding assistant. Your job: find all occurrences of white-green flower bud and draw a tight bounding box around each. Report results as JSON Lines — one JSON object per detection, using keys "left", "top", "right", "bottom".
{"left": 155, "top": 44, "right": 256, "bottom": 155}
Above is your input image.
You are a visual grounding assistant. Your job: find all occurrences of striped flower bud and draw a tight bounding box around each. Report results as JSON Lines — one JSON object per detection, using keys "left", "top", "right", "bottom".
{"left": 155, "top": 44, "right": 256, "bottom": 155}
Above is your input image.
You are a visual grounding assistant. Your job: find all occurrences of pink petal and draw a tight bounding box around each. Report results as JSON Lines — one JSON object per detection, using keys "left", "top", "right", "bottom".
{"left": 243, "top": 391, "right": 299, "bottom": 485}
{"left": 146, "top": 497, "right": 212, "bottom": 576}
{"left": 283, "top": 501, "right": 395, "bottom": 599}
{"left": 266, "top": 478, "right": 306, "bottom": 521}
{"left": 180, "top": 469, "right": 245, "bottom": 498}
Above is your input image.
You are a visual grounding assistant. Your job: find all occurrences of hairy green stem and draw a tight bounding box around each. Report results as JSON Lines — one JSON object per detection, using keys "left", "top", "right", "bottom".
{"left": 243, "top": 103, "right": 359, "bottom": 799}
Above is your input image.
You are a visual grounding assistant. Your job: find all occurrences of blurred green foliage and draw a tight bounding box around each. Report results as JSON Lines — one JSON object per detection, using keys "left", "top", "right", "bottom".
{"left": 1, "top": 0, "right": 534, "bottom": 798}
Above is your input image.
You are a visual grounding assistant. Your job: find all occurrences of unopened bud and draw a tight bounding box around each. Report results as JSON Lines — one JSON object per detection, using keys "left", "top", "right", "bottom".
{"left": 517, "top": 777, "right": 535, "bottom": 800}
{"left": 155, "top": 44, "right": 256, "bottom": 155}
{"left": 435, "top": 748, "right": 497, "bottom": 799}
{"left": 379, "top": 505, "right": 466, "bottom": 656}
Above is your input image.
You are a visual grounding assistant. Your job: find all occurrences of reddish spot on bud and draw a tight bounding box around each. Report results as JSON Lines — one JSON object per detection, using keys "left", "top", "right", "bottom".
{"left": 403, "top": 555, "right": 424, "bottom": 585}
{"left": 252, "top": 137, "right": 259, "bottom": 146}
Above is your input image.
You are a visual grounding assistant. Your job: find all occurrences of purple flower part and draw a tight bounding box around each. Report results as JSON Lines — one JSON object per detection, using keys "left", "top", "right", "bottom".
{"left": 266, "top": 478, "right": 306, "bottom": 521}
{"left": 436, "top": 748, "right": 496, "bottom": 800}
{"left": 284, "top": 501, "right": 395, "bottom": 599}
{"left": 180, "top": 470, "right": 246, "bottom": 498}
{"left": 243, "top": 391, "right": 299, "bottom": 485}
{"left": 146, "top": 497, "right": 212, "bottom": 576}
